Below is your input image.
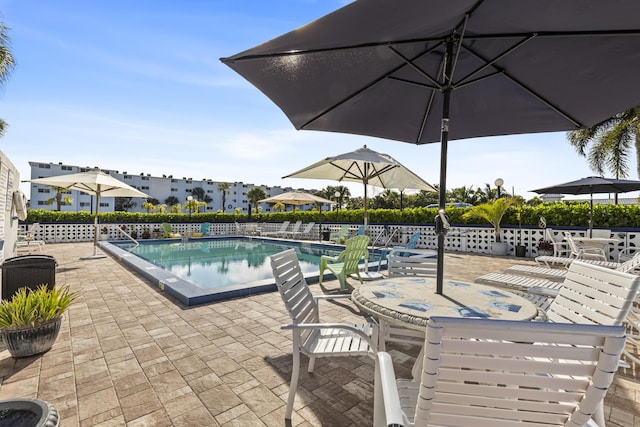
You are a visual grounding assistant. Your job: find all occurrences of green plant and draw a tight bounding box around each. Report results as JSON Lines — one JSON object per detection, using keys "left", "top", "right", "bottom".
{"left": 536, "top": 239, "right": 554, "bottom": 251}
{"left": 462, "top": 198, "right": 515, "bottom": 242}
{"left": 0, "top": 285, "right": 76, "bottom": 329}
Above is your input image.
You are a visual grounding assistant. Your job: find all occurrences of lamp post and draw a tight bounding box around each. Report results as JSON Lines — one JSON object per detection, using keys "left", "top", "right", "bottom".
{"left": 334, "top": 191, "right": 340, "bottom": 210}
{"left": 187, "top": 195, "right": 193, "bottom": 215}
{"left": 494, "top": 178, "right": 504, "bottom": 199}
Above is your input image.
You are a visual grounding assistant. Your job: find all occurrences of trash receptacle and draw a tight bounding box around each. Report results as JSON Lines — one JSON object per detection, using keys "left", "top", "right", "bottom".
{"left": 322, "top": 229, "right": 331, "bottom": 241}
{"left": 2, "top": 255, "right": 57, "bottom": 301}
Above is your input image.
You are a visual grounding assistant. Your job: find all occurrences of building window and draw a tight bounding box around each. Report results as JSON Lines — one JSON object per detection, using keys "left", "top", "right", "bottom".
{"left": 124, "top": 175, "right": 131, "bottom": 179}
{"left": 99, "top": 202, "right": 109, "bottom": 207}
{"left": 141, "top": 186, "right": 149, "bottom": 190}
{"left": 61, "top": 165, "right": 72, "bottom": 171}
{"left": 80, "top": 202, "right": 91, "bottom": 207}
{"left": 141, "top": 176, "right": 149, "bottom": 181}
{"left": 37, "top": 188, "right": 50, "bottom": 193}
{"left": 171, "top": 188, "right": 178, "bottom": 192}
{"left": 38, "top": 163, "right": 51, "bottom": 169}
{"left": 37, "top": 201, "right": 47, "bottom": 205}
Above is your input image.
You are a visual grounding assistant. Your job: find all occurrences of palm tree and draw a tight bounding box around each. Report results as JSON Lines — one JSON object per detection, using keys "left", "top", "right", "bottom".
{"left": 46, "top": 187, "right": 73, "bottom": 211}
{"left": 218, "top": 182, "right": 231, "bottom": 212}
{"left": 141, "top": 201, "right": 155, "bottom": 213}
{"left": 568, "top": 107, "right": 640, "bottom": 199}
{"left": 0, "top": 21, "right": 15, "bottom": 137}
{"left": 334, "top": 185, "right": 351, "bottom": 209}
{"left": 462, "top": 197, "right": 514, "bottom": 243}
{"left": 247, "top": 187, "right": 267, "bottom": 213}
{"left": 164, "top": 196, "right": 180, "bottom": 206}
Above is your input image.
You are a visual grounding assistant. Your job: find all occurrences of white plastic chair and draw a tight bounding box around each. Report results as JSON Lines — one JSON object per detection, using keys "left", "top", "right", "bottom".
{"left": 269, "top": 249, "right": 378, "bottom": 419}
{"left": 545, "top": 227, "right": 570, "bottom": 257}
{"left": 262, "top": 220, "right": 290, "bottom": 237}
{"left": 16, "top": 223, "right": 45, "bottom": 253}
{"left": 564, "top": 231, "right": 607, "bottom": 261}
{"left": 374, "top": 316, "right": 626, "bottom": 427}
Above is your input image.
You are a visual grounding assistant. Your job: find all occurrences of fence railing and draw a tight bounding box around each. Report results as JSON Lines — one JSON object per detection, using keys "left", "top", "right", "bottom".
{"left": 19, "top": 222, "right": 639, "bottom": 261}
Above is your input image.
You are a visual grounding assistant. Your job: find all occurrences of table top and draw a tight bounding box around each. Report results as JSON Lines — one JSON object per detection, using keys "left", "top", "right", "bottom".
{"left": 351, "top": 277, "right": 539, "bottom": 329}
{"left": 573, "top": 237, "right": 621, "bottom": 244}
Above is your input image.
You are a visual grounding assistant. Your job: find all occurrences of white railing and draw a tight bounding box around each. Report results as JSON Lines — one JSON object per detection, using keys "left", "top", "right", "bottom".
{"left": 17, "top": 222, "right": 640, "bottom": 261}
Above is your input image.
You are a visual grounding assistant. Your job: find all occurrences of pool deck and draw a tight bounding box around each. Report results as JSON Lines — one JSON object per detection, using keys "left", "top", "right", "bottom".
{"left": 0, "top": 242, "right": 638, "bottom": 426}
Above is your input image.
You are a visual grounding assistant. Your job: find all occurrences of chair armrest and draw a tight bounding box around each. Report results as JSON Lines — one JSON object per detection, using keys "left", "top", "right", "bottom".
{"left": 390, "top": 248, "right": 437, "bottom": 258}
{"left": 314, "top": 294, "right": 351, "bottom": 302}
{"left": 375, "top": 352, "right": 405, "bottom": 426}
{"left": 528, "top": 286, "right": 560, "bottom": 298}
{"left": 281, "top": 322, "right": 378, "bottom": 351}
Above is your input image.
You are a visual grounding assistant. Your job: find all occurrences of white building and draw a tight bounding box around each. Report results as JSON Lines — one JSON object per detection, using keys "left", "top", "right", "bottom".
{"left": 28, "top": 161, "right": 322, "bottom": 214}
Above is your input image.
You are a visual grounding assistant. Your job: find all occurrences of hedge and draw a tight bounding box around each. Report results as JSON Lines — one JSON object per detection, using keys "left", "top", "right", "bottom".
{"left": 23, "top": 202, "right": 640, "bottom": 228}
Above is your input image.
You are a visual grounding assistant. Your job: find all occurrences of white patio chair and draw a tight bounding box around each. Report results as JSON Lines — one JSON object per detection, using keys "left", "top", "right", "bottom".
{"left": 269, "top": 249, "right": 378, "bottom": 420}
{"left": 16, "top": 222, "right": 45, "bottom": 253}
{"left": 262, "top": 220, "right": 290, "bottom": 237}
{"left": 374, "top": 316, "right": 626, "bottom": 427}
{"left": 290, "top": 221, "right": 315, "bottom": 239}
{"left": 564, "top": 231, "right": 607, "bottom": 261}
{"left": 545, "top": 227, "right": 570, "bottom": 257}
{"left": 283, "top": 220, "right": 302, "bottom": 238}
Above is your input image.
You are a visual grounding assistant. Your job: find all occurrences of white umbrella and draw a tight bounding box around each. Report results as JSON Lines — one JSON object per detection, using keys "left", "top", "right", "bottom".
{"left": 283, "top": 145, "right": 435, "bottom": 231}
{"left": 25, "top": 169, "right": 149, "bottom": 259}
{"left": 258, "top": 190, "right": 335, "bottom": 206}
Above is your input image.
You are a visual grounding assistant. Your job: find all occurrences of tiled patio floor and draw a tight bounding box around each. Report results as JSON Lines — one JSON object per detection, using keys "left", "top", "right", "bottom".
{"left": 0, "top": 242, "right": 638, "bottom": 426}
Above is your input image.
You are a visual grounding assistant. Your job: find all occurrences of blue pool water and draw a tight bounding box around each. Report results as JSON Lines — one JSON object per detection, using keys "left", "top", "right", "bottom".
{"left": 102, "top": 237, "right": 365, "bottom": 306}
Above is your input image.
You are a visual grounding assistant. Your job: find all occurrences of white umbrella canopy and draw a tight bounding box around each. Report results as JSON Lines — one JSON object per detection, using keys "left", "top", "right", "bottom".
{"left": 25, "top": 169, "right": 149, "bottom": 259}
{"left": 258, "top": 190, "right": 336, "bottom": 206}
{"left": 283, "top": 145, "right": 435, "bottom": 230}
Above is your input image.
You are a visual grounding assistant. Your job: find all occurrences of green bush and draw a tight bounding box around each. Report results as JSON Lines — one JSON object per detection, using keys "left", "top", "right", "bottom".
{"left": 23, "top": 202, "right": 640, "bottom": 228}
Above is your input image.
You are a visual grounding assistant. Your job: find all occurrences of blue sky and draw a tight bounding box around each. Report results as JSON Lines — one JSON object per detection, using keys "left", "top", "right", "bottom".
{"left": 0, "top": 0, "right": 632, "bottom": 200}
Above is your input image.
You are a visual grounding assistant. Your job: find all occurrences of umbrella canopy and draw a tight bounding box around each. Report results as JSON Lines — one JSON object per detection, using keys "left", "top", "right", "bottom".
{"left": 25, "top": 170, "right": 149, "bottom": 259}
{"left": 258, "top": 190, "right": 335, "bottom": 206}
{"left": 221, "top": 0, "right": 640, "bottom": 293}
{"left": 531, "top": 176, "right": 640, "bottom": 236}
{"left": 283, "top": 145, "right": 436, "bottom": 230}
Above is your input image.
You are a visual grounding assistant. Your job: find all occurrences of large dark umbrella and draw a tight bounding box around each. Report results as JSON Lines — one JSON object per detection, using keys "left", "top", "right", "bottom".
{"left": 221, "top": 0, "right": 640, "bottom": 293}
{"left": 531, "top": 176, "right": 640, "bottom": 237}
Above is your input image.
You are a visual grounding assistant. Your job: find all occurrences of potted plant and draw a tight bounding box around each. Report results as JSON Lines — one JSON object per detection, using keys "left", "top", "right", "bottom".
{"left": 99, "top": 226, "right": 109, "bottom": 241}
{"left": 130, "top": 229, "right": 138, "bottom": 239}
{"left": 0, "top": 285, "right": 76, "bottom": 358}
{"left": 536, "top": 239, "right": 554, "bottom": 256}
{"left": 514, "top": 200, "right": 527, "bottom": 257}
{"left": 462, "top": 197, "right": 515, "bottom": 256}
{"left": 141, "top": 228, "right": 151, "bottom": 239}
{"left": 152, "top": 228, "right": 161, "bottom": 239}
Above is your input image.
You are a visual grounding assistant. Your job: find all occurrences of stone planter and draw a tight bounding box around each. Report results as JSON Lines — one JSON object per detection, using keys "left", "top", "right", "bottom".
{"left": 0, "top": 398, "right": 59, "bottom": 426}
{"left": 1, "top": 317, "right": 62, "bottom": 358}
{"left": 538, "top": 249, "right": 554, "bottom": 256}
{"left": 491, "top": 241, "right": 509, "bottom": 256}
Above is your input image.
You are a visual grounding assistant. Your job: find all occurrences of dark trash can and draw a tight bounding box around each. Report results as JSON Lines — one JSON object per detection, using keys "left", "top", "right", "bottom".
{"left": 1, "top": 255, "right": 57, "bottom": 301}
{"left": 322, "top": 230, "right": 331, "bottom": 241}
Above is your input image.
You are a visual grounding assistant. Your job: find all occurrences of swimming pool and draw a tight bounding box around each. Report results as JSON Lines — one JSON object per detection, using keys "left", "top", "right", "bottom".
{"left": 101, "top": 237, "right": 376, "bottom": 306}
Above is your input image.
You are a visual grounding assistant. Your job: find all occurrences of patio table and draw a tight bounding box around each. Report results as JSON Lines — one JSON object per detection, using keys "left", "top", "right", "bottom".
{"left": 573, "top": 236, "right": 621, "bottom": 255}
{"left": 351, "top": 277, "right": 540, "bottom": 378}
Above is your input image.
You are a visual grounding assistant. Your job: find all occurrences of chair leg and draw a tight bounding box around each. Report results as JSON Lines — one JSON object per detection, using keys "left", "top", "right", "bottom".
{"left": 307, "top": 356, "right": 316, "bottom": 373}
{"left": 286, "top": 334, "right": 301, "bottom": 420}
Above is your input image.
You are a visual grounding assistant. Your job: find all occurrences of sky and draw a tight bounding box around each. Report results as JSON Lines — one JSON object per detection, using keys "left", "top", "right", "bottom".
{"left": 0, "top": 0, "right": 634, "bottom": 201}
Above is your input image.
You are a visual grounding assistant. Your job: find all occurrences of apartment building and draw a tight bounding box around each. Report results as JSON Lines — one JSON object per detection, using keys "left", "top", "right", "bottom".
{"left": 28, "top": 161, "right": 321, "bottom": 214}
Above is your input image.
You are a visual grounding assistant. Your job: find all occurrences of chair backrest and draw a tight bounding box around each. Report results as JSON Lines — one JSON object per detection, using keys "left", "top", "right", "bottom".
{"left": 302, "top": 222, "right": 315, "bottom": 233}
{"left": 562, "top": 231, "right": 581, "bottom": 257}
{"left": 161, "top": 222, "right": 172, "bottom": 237}
{"left": 413, "top": 316, "right": 626, "bottom": 426}
{"left": 547, "top": 260, "right": 640, "bottom": 326}
{"left": 289, "top": 220, "right": 302, "bottom": 233}
{"left": 591, "top": 229, "right": 612, "bottom": 239}
{"left": 270, "top": 249, "right": 319, "bottom": 328}
{"left": 404, "top": 231, "right": 420, "bottom": 249}
{"left": 278, "top": 221, "right": 291, "bottom": 232}
{"left": 355, "top": 225, "right": 365, "bottom": 236}
{"left": 545, "top": 227, "right": 563, "bottom": 244}
{"left": 341, "top": 235, "right": 370, "bottom": 271}
{"left": 388, "top": 250, "right": 437, "bottom": 277}
{"left": 200, "top": 222, "right": 211, "bottom": 235}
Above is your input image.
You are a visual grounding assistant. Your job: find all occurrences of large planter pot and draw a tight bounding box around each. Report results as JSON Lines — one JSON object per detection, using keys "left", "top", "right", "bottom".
{"left": 1, "top": 317, "right": 62, "bottom": 358}
{"left": 538, "top": 249, "right": 554, "bottom": 256}
{"left": 0, "top": 398, "right": 60, "bottom": 426}
{"left": 491, "top": 241, "right": 509, "bottom": 256}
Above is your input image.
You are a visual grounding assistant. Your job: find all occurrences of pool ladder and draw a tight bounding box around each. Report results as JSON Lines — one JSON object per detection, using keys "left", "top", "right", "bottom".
{"left": 116, "top": 226, "right": 139, "bottom": 247}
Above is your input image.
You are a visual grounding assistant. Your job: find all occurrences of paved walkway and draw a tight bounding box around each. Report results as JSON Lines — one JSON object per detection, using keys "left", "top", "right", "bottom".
{"left": 0, "top": 242, "right": 638, "bottom": 426}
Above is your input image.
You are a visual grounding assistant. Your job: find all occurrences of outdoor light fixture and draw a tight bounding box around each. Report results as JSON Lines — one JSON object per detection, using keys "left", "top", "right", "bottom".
{"left": 495, "top": 178, "right": 504, "bottom": 198}
{"left": 334, "top": 191, "right": 340, "bottom": 210}
{"left": 187, "top": 195, "right": 193, "bottom": 215}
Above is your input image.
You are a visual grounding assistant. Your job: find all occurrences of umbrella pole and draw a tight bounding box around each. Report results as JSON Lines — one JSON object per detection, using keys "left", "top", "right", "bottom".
{"left": 435, "top": 41, "right": 454, "bottom": 295}
{"left": 589, "top": 192, "right": 594, "bottom": 238}
{"left": 81, "top": 190, "right": 107, "bottom": 260}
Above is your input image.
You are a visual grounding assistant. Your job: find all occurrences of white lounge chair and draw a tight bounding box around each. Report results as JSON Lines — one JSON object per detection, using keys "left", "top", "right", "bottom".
{"left": 269, "top": 249, "right": 378, "bottom": 420}
{"left": 262, "top": 220, "right": 290, "bottom": 237}
{"left": 289, "top": 222, "right": 315, "bottom": 239}
{"left": 16, "top": 223, "right": 45, "bottom": 253}
{"left": 565, "top": 231, "right": 607, "bottom": 261}
{"left": 374, "top": 316, "right": 626, "bottom": 427}
{"left": 283, "top": 220, "right": 302, "bottom": 238}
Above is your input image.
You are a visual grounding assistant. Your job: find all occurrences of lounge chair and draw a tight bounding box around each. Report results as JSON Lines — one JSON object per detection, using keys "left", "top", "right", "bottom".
{"left": 374, "top": 316, "right": 626, "bottom": 427}
{"left": 283, "top": 220, "right": 302, "bottom": 238}
{"left": 161, "top": 223, "right": 182, "bottom": 238}
{"left": 544, "top": 227, "right": 570, "bottom": 257}
{"left": 262, "top": 221, "right": 290, "bottom": 237}
{"left": 269, "top": 249, "right": 377, "bottom": 420}
{"left": 564, "top": 231, "right": 607, "bottom": 260}
{"left": 319, "top": 235, "right": 370, "bottom": 291}
{"left": 289, "top": 222, "right": 315, "bottom": 239}
{"left": 376, "top": 230, "right": 421, "bottom": 272}
{"left": 16, "top": 223, "right": 45, "bottom": 253}
{"left": 329, "top": 225, "right": 349, "bottom": 244}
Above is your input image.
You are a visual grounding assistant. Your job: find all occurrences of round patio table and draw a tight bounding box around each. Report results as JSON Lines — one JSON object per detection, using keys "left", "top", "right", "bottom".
{"left": 352, "top": 277, "right": 540, "bottom": 378}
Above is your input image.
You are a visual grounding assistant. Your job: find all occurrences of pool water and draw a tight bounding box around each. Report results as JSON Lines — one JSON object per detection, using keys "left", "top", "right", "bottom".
{"left": 103, "top": 237, "right": 362, "bottom": 306}
{"left": 118, "top": 238, "right": 343, "bottom": 289}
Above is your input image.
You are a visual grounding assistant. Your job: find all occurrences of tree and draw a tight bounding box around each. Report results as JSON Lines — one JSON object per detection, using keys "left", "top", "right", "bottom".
{"left": 164, "top": 196, "right": 179, "bottom": 206}
{"left": 273, "top": 201, "right": 286, "bottom": 212}
{"left": 218, "top": 182, "right": 231, "bottom": 212}
{"left": 462, "top": 197, "right": 515, "bottom": 243}
{"left": 247, "top": 187, "right": 267, "bottom": 212}
{"left": 115, "top": 197, "right": 137, "bottom": 212}
{"left": 183, "top": 198, "right": 205, "bottom": 215}
{"left": 334, "top": 185, "right": 351, "bottom": 209}
{"left": 154, "top": 204, "right": 167, "bottom": 214}
{"left": 170, "top": 203, "right": 182, "bottom": 214}
{"left": 45, "top": 187, "right": 73, "bottom": 211}
{"left": 0, "top": 21, "right": 15, "bottom": 137}
{"left": 141, "top": 201, "right": 155, "bottom": 213}
{"left": 568, "top": 107, "right": 640, "bottom": 184}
